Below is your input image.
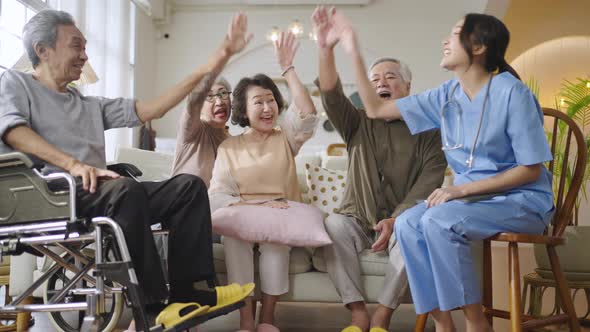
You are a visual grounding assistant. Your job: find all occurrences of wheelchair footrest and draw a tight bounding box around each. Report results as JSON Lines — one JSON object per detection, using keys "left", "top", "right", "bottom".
{"left": 160, "top": 300, "right": 245, "bottom": 332}
{"left": 0, "top": 302, "right": 87, "bottom": 313}
{"left": 98, "top": 261, "right": 151, "bottom": 331}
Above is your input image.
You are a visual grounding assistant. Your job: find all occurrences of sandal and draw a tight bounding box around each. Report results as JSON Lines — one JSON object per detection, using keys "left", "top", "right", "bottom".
{"left": 207, "top": 283, "right": 255, "bottom": 313}
{"left": 155, "top": 302, "right": 210, "bottom": 328}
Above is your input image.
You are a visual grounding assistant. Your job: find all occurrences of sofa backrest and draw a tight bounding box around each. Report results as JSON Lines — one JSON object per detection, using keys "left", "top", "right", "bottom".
{"left": 113, "top": 146, "right": 174, "bottom": 182}
{"left": 113, "top": 146, "right": 349, "bottom": 191}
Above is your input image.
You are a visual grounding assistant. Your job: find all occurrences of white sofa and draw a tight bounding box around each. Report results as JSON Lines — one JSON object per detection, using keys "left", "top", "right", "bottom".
{"left": 110, "top": 147, "right": 400, "bottom": 304}
{"left": 9, "top": 146, "right": 477, "bottom": 330}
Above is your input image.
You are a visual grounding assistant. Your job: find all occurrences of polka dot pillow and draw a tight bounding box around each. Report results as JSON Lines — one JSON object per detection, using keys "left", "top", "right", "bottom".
{"left": 305, "top": 163, "right": 347, "bottom": 214}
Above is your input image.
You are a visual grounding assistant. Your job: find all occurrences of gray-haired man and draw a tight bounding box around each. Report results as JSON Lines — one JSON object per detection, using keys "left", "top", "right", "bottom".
{"left": 312, "top": 8, "right": 447, "bottom": 332}
{"left": 0, "top": 9, "right": 252, "bottom": 325}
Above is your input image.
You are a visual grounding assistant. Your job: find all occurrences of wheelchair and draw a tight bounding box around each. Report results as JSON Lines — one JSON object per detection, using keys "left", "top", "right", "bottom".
{"left": 0, "top": 152, "right": 242, "bottom": 332}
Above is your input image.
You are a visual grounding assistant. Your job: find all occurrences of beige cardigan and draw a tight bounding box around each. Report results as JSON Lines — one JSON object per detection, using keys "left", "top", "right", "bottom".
{"left": 208, "top": 104, "right": 318, "bottom": 212}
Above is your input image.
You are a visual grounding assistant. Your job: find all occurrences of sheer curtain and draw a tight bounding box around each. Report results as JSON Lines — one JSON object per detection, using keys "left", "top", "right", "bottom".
{"left": 49, "top": 0, "right": 136, "bottom": 162}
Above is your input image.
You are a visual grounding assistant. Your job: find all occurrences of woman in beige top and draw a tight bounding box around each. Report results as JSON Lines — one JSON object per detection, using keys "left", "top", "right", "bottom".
{"left": 171, "top": 76, "right": 232, "bottom": 187}
{"left": 209, "top": 32, "right": 318, "bottom": 332}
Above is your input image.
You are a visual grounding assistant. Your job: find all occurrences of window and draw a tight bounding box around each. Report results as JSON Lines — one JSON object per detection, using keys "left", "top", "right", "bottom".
{"left": 0, "top": 0, "right": 49, "bottom": 74}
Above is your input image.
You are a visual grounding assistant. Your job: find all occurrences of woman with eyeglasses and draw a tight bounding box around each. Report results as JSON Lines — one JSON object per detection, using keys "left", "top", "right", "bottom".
{"left": 315, "top": 7, "right": 553, "bottom": 332}
{"left": 171, "top": 73, "right": 233, "bottom": 187}
{"left": 208, "top": 31, "right": 318, "bottom": 332}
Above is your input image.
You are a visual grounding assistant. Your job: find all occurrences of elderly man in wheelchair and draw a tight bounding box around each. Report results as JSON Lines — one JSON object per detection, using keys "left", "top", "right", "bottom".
{"left": 0, "top": 9, "right": 254, "bottom": 332}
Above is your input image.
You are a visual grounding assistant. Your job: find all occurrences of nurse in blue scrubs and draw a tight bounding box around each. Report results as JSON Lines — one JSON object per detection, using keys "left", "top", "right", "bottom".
{"left": 315, "top": 7, "right": 554, "bottom": 332}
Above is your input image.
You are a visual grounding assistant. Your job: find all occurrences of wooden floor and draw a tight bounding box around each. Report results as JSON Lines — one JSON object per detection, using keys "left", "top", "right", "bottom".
{"left": 25, "top": 302, "right": 590, "bottom": 332}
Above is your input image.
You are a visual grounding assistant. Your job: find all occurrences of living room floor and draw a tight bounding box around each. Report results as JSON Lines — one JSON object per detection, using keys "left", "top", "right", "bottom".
{"left": 27, "top": 302, "right": 587, "bottom": 332}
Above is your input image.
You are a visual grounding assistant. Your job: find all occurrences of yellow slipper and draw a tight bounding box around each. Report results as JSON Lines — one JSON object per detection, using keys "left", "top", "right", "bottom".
{"left": 342, "top": 326, "right": 363, "bottom": 332}
{"left": 369, "top": 328, "right": 388, "bottom": 332}
{"left": 155, "top": 302, "right": 210, "bottom": 328}
{"left": 207, "top": 282, "right": 255, "bottom": 313}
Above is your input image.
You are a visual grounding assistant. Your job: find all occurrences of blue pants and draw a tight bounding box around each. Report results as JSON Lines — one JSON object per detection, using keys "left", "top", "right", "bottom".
{"left": 394, "top": 198, "right": 548, "bottom": 314}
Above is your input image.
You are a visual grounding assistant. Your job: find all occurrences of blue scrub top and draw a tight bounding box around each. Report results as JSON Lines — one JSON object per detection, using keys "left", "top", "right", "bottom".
{"left": 395, "top": 72, "right": 554, "bottom": 218}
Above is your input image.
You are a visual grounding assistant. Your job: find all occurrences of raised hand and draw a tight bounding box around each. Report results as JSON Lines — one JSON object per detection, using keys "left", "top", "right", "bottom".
{"left": 224, "top": 12, "right": 254, "bottom": 55}
{"left": 329, "top": 9, "right": 358, "bottom": 55}
{"left": 274, "top": 31, "right": 300, "bottom": 71}
{"left": 311, "top": 6, "right": 339, "bottom": 49}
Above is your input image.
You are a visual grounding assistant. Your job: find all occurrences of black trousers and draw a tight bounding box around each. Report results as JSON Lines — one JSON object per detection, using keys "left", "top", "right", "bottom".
{"left": 76, "top": 174, "right": 214, "bottom": 304}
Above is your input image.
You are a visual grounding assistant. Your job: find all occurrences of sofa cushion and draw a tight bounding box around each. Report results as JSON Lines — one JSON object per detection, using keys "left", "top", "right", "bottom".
{"left": 295, "top": 154, "right": 321, "bottom": 194}
{"left": 305, "top": 164, "right": 347, "bottom": 214}
{"left": 312, "top": 248, "right": 389, "bottom": 276}
{"left": 321, "top": 155, "right": 348, "bottom": 170}
{"left": 213, "top": 243, "right": 313, "bottom": 274}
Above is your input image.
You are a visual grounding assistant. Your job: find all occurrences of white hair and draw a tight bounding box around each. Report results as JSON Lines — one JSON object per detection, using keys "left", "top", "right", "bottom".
{"left": 23, "top": 10, "right": 76, "bottom": 68}
{"left": 214, "top": 76, "right": 231, "bottom": 92}
{"left": 369, "top": 57, "right": 412, "bottom": 83}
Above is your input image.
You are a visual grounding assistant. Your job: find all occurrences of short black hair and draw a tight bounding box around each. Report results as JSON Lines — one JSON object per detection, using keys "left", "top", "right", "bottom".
{"left": 231, "top": 74, "right": 285, "bottom": 127}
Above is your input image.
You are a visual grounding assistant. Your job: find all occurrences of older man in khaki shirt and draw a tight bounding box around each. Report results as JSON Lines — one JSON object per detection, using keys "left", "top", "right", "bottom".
{"left": 313, "top": 13, "right": 447, "bottom": 332}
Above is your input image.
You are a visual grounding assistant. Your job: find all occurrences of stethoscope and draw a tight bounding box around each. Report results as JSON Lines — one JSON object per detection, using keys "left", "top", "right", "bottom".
{"left": 440, "top": 74, "right": 493, "bottom": 169}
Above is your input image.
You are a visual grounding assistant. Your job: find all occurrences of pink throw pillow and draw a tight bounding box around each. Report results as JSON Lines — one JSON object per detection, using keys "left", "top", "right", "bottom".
{"left": 212, "top": 200, "right": 332, "bottom": 247}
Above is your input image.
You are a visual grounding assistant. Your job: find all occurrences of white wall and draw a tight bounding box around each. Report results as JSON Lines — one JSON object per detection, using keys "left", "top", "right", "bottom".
{"left": 134, "top": 8, "right": 158, "bottom": 148}
{"left": 131, "top": 3, "right": 590, "bottom": 329}
{"left": 137, "top": 0, "right": 489, "bottom": 154}
{"left": 135, "top": 9, "right": 157, "bottom": 103}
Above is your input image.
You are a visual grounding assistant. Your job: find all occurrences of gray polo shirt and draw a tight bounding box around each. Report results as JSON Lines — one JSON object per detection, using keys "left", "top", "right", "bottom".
{"left": 0, "top": 69, "right": 141, "bottom": 173}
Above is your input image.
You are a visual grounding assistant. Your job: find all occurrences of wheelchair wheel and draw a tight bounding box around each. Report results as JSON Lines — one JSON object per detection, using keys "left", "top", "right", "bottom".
{"left": 43, "top": 253, "right": 124, "bottom": 332}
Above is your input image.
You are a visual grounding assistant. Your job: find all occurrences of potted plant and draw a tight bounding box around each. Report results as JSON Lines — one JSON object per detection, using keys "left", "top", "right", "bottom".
{"left": 532, "top": 77, "right": 590, "bottom": 279}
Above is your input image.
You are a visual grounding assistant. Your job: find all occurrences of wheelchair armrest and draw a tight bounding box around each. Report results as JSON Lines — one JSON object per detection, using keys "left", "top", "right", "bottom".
{"left": 0, "top": 152, "right": 34, "bottom": 168}
{"left": 107, "top": 163, "right": 143, "bottom": 178}
{"left": 0, "top": 152, "right": 77, "bottom": 224}
{"left": 0, "top": 151, "right": 46, "bottom": 170}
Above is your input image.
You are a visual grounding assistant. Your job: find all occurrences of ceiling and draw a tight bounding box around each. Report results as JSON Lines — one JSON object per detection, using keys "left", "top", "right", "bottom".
{"left": 173, "top": 0, "right": 373, "bottom": 5}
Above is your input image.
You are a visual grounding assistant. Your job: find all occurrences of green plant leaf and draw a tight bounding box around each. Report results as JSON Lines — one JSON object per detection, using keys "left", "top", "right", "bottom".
{"left": 550, "top": 77, "right": 590, "bottom": 211}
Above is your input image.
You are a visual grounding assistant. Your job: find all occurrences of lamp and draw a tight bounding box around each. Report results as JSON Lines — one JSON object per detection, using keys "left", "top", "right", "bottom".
{"left": 288, "top": 19, "right": 304, "bottom": 36}
{"left": 266, "top": 26, "right": 280, "bottom": 42}
{"left": 267, "top": 19, "right": 318, "bottom": 42}
{"left": 12, "top": 53, "right": 98, "bottom": 85}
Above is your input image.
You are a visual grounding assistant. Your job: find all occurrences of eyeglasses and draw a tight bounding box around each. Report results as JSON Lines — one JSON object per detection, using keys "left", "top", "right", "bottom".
{"left": 205, "top": 91, "right": 231, "bottom": 102}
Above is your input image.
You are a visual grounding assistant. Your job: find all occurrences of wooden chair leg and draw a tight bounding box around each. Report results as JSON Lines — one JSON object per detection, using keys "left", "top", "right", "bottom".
{"left": 547, "top": 246, "right": 581, "bottom": 332}
{"left": 414, "top": 313, "right": 428, "bottom": 332}
{"left": 508, "top": 242, "right": 522, "bottom": 332}
{"left": 482, "top": 239, "right": 493, "bottom": 326}
{"left": 15, "top": 296, "right": 32, "bottom": 332}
